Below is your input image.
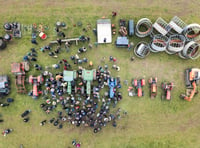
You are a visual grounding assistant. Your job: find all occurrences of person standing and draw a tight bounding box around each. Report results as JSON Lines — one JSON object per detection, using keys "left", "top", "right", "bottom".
{"left": 65, "top": 41, "right": 70, "bottom": 52}
{"left": 57, "top": 38, "right": 62, "bottom": 46}
{"left": 31, "top": 39, "right": 38, "bottom": 45}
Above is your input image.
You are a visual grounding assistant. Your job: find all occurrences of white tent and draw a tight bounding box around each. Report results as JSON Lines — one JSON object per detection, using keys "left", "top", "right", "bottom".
{"left": 97, "top": 19, "right": 112, "bottom": 44}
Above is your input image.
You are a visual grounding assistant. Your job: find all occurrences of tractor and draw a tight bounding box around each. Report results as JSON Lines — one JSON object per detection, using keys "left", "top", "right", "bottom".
{"left": 180, "top": 68, "right": 200, "bottom": 101}
{"left": 0, "top": 75, "right": 10, "bottom": 97}
{"left": 81, "top": 69, "right": 96, "bottom": 96}
{"left": 63, "top": 70, "right": 77, "bottom": 94}
{"left": 149, "top": 77, "right": 157, "bottom": 98}
{"left": 107, "top": 77, "right": 118, "bottom": 99}
{"left": 132, "top": 79, "right": 145, "bottom": 97}
{"left": 161, "top": 82, "right": 174, "bottom": 100}
{"left": 29, "top": 75, "right": 43, "bottom": 99}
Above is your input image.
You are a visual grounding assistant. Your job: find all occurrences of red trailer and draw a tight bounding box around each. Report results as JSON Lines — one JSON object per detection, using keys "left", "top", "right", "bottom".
{"left": 11, "top": 62, "right": 29, "bottom": 93}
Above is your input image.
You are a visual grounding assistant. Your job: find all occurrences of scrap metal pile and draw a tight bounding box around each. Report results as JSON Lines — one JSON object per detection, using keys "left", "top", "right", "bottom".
{"left": 132, "top": 16, "right": 200, "bottom": 59}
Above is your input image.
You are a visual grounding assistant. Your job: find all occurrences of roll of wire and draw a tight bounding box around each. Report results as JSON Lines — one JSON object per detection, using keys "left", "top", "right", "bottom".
{"left": 179, "top": 41, "right": 200, "bottom": 60}
{"left": 135, "top": 18, "right": 153, "bottom": 38}
{"left": 183, "top": 24, "right": 200, "bottom": 42}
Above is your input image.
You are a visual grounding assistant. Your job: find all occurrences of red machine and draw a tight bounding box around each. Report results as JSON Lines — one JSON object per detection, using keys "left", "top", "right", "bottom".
{"left": 149, "top": 77, "right": 157, "bottom": 98}
{"left": 161, "top": 82, "right": 174, "bottom": 100}
{"left": 180, "top": 68, "right": 200, "bottom": 101}
{"left": 11, "top": 62, "right": 29, "bottom": 93}
{"left": 132, "top": 79, "right": 145, "bottom": 97}
{"left": 29, "top": 75, "right": 43, "bottom": 99}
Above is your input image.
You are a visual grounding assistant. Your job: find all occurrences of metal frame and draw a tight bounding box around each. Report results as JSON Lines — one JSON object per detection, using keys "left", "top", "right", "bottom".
{"left": 169, "top": 16, "right": 187, "bottom": 34}
{"left": 153, "top": 17, "right": 171, "bottom": 36}
{"left": 183, "top": 24, "right": 200, "bottom": 42}
{"left": 179, "top": 41, "right": 200, "bottom": 60}
{"left": 166, "top": 34, "right": 186, "bottom": 54}
{"left": 150, "top": 34, "right": 168, "bottom": 52}
{"left": 134, "top": 41, "right": 150, "bottom": 58}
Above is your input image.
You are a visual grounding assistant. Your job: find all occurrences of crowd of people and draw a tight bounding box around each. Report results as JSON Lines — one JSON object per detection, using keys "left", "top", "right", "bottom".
{"left": 33, "top": 59, "right": 123, "bottom": 133}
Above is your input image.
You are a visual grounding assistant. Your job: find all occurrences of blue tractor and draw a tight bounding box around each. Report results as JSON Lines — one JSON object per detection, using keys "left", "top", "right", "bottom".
{"left": 107, "top": 77, "right": 118, "bottom": 98}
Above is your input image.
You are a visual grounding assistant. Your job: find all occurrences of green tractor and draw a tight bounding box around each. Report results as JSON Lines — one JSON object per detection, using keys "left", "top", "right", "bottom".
{"left": 63, "top": 70, "right": 77, "bottom": 94}
{"left": 81, "top": 69, "right": 96, "bottom": 95}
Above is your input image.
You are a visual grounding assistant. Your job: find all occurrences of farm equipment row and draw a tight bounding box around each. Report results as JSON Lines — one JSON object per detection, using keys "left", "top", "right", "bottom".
{"left": 128, "top": 77, "right": 174, "bottom": 100}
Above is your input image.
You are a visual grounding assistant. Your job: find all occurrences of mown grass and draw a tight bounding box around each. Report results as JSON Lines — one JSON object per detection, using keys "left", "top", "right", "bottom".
{"left": 0, "top": 0, "right": 200, "bottom": 148}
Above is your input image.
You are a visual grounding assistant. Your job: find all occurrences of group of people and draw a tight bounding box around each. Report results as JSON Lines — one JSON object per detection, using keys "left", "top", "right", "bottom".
{"left": 23, "top": 48, "right": 38, "bottom": 62}
{"left": 70, "top": 54, "right": 89, "bottom": 65}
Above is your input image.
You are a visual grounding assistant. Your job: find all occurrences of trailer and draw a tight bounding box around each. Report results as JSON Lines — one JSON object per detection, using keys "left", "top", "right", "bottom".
{"left": 11, "top": 62, "right": 29, "bottom": 93}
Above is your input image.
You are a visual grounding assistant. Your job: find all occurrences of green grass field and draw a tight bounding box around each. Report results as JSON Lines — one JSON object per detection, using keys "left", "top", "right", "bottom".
{"left": 0, "top": 0, "right": 200, "bottom": 148}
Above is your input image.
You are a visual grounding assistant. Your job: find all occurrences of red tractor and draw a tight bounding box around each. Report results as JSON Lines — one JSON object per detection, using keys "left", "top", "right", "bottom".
{"left": 149, "top": 77, "right": 157, "bottom": 98}
{"left": 132, "top": 79, "right": 145, "bottom": 97}
{"left": 29, "top": 75, "right": 43, "bottom": 99}
{"left": 161, "top": 82, "right": 174, "bottom": 100}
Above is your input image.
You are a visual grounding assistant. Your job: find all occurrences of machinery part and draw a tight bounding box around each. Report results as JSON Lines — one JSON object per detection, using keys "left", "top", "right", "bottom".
{"left": 4, "top": 34, "right": 12, "bottom": 41}
{"left": 183, "top": 24, "right": 200, "bottom": 42}
{"left": 135, "top": 18, "right": 153, "bottom": 38}
{"left": 150, "top": 34, "right": 168, "bottom": 52}
{"left": 166, "top": 34, "right": 186, "bottom": 54}
{"left": 185, "top": 69, "right": 192, "bottom": 87}
{"left": 134, "top": 41, "right": 150, "bottom": 58}
{"left": 153, "top": 17, "right": 171, "bottom": 36}
{"left": 4, "top": 23, "right": 12, "bottom": 31}
{"left": 169, "top": 16, "right": 187, "bottom": 34}
{"left": 181, "top": 68, "right": 200, "bottom": 101}
{"left": 180, "top": 81, "right": 197, "bottom": 102}
{"left": 0, "top": 37, "right": 7, "bottom": 50}
{"left": 179, "top": 41, "right": 200, "bottom": 60}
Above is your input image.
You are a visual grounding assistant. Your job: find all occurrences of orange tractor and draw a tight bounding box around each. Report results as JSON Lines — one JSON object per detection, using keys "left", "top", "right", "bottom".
{"left": 180, "top": 68, "right": 200, "bottom": 101}
{"left": 132, "top": 79, "right": 145, "bottom": 97}
{"left": 149, "top": 77, "right": 157, "bottom": 98}
{"left": 161, "top": 82, "right": 174, "bottom": 100}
